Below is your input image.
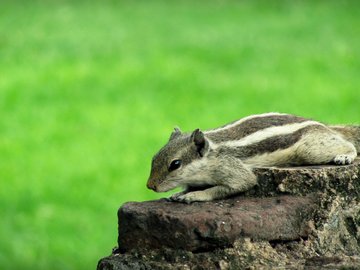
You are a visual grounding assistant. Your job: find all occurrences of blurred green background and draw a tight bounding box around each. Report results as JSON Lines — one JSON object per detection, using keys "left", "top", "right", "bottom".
{"left": 0, "top": 0, "right": 359, "bottom": 269}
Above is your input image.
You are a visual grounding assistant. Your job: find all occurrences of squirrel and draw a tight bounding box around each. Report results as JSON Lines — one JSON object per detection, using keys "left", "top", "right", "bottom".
{"left": 147, "top": 112, "right": 360, "bottom": 203}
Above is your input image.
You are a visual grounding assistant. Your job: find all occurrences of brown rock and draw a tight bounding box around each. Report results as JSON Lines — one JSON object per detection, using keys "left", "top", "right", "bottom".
{"left": 118, "top": 195, "right": 315, "bottom": 252}
{"left": 249, "top": 158, "right": 360, "bottom": 198}
{"left": 97, "top": 240, "right": 360, "bottom": 270}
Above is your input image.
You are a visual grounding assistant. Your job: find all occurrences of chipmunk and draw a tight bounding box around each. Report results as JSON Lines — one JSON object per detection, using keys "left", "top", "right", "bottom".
{"left": 147, "top": 113, "right": 360, "bottom": 203}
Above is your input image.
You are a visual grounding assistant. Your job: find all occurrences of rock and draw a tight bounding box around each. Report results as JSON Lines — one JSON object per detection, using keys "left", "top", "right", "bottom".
{"left": 118, "top": 195, "right": 315, "bottom": 252}
{"left": 249, "top": 158, "right": 360, "bottom": 198}
{"left": 98, "top": 160, "right": 360, "bottom": 269}
{"left": 97, "top": 240, "right": 360, "bottom": 270}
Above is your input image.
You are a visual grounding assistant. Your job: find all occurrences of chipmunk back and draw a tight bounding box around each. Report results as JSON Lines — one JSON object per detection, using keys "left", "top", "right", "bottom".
{"left": 147, "top": 113, "right": 360, "bottom": 203}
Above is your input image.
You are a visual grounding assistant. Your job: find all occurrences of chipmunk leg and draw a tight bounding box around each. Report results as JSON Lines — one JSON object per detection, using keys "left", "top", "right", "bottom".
{"left": 174, "top": 157, "right": 257, "bottom": 203}
{"left": 174, "top": 186, "right": 236, "bottom": 203}
{"left": 296, "top": 129, "right": 357, "bottom": 165}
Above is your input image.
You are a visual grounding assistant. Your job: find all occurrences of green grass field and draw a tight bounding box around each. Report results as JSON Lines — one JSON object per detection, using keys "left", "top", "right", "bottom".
{"left": 0, "top": 1, "right": 359, "bottom": 269}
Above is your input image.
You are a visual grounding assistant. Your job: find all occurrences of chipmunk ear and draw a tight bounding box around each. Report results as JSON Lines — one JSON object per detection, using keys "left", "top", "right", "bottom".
{"left": 169, "top": 127, "right": 182, "bottom": 141}
{"left": 190, "top": 129, "right": 208, "bottom": 157}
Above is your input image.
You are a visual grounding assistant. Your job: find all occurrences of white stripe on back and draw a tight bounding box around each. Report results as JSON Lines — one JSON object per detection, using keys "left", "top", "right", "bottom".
{"left": 217, "top": 120, "right": 323, "bottom": 148}
{"left": 205, "top": 112, "right": 287, "bottom": 134}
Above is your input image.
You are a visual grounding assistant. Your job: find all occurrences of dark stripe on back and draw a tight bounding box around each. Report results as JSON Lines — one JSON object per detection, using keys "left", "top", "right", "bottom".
{"left": 215, "top": 124, "right": 325, "bottom": 160}
{"left": 206, "top": 114, "right": 309, "bottom": 143}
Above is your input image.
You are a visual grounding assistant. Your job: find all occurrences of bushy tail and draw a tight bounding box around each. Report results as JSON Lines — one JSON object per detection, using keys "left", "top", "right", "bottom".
{"left": 330, "top": 125, "right": 360, "bottom": 153}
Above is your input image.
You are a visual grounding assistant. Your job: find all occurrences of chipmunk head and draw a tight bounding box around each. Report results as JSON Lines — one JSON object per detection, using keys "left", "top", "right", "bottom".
{"left": 147, "top": 127, "right": 210, "bottom": 192}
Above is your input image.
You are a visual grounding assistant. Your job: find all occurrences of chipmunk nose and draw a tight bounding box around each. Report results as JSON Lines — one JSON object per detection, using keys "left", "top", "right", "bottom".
{"left": 147, "top": 180, "right": 157, "bottom": 191}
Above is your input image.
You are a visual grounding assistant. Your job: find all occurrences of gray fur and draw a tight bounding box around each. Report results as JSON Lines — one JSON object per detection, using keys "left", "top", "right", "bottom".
{"left": 147, "top": 113, "right": 359, "bottom": 203}
{"left": 147, "top": 134, "right": 200, "bottom": 191}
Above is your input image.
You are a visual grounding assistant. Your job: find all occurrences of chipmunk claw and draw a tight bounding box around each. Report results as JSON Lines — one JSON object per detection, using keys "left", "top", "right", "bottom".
{"left": 170, "top": 195, "right": 193, "bottom": 204}
{"left": 174, "top": 191, "right": 211, "bottom": 204}
{"left": 169, "top": 191, "right": 185, "bottom": 202}
{"left": 169, "top": 193, "right": 193, "bottom": 204}
{"left": 334, "top": 154, "right": 354, "bottom": 165}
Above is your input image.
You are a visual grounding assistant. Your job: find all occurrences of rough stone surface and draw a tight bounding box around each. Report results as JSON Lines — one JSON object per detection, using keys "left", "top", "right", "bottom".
{"left": 118, "top": 195, "right": 315, "bottom": 252}
{"left": 248, "top": 159, "right": 360, "bottom": 198}
{"left": 98, "top": 160, "right": 360, "bottom": 269}
{"left": 98, "top": 240, "right": 360, "bottom": 270}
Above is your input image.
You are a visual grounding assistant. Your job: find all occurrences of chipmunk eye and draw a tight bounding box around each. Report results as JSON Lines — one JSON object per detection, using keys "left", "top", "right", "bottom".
{"left": 169, "top": 159, "right": 182, "bottom": 172}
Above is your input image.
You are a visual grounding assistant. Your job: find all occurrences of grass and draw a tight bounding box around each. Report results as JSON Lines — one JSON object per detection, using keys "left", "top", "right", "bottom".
{"left": 0, "top": 0, "right": 359, "bottom": 269}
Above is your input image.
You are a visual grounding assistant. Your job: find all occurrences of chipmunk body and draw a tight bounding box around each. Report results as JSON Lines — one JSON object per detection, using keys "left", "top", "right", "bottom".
{"left": 147, "top": 113, "right": 360, "bottom": 203}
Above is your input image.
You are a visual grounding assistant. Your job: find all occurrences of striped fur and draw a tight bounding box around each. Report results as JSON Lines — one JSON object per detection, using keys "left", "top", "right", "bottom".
{"left": 147, "top": 113, "right": 359, "bottom": 203}
{"left": 206, "top": 112, "right": 308, "bottom": 143}
{"left": 212, "top": 120, "right": 322, "bottom": 149}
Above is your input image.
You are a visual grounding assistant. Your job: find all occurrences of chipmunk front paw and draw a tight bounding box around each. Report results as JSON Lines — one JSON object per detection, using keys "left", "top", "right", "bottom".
{"left": 172, "top": 191, "right": 212, "bottom": 204}
{"left": 169, "top": 191, "right": 186, "bottom": 201}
